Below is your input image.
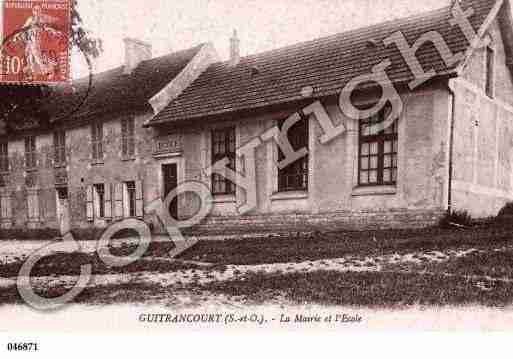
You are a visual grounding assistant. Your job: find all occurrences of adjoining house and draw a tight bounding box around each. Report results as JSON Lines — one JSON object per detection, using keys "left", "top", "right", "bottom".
{"left": 0, "top": 39, "right": 219, "bottom": 230}
{"left": 1, "top": 0, "right": 512, "bottom": 234}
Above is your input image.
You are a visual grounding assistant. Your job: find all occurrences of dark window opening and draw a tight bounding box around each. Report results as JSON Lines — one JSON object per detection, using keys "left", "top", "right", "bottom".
{"left": 25, "top": 136, "right": 37, "bottom": 169}
{"left": 57, "top": 187, "right": 68, "bottom": 200}
{"left": 92, "top": 122, "right": 103, "bottom": 161}
{"left": 278, "top": 114, "right": 309, "bottom": 192}
{"left": 94, "top": 183, "right": 105, "bottom": 218}
{"left": 54, "top": 130, "right": 66, "bottom": 166}
{"left": 211, "top": 127, "right": 236, "bottom": 195}
{"left": 485, "top": 45, "right": 495, "bottom": 98}
{"left": 0, "top": 142, "right": 8, "bottom": 173}
{"left": 358, "top": 107, "right": 398, "bottom": 186}
{"left": 126, "top": 181, "right": 136, "bottom": 217}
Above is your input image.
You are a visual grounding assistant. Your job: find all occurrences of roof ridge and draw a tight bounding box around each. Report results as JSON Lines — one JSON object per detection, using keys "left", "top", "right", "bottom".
{"left": 211, "top": 0, "right": 493, "bottom": 67}
{"left": 71, "top": 42, "right": 207, "bottom": 84}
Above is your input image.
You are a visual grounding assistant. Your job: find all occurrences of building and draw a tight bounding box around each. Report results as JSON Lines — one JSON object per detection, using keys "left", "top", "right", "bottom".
{"left": 1, "top": 0, "right": 513, "bottom": 235}
{"left": 0, "top": 39, "right": 219, "bottom": 230}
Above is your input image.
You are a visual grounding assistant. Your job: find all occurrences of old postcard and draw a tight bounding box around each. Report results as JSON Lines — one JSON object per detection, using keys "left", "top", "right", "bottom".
{"left": 0, "top": 0, "right": 512, "bottom": 357}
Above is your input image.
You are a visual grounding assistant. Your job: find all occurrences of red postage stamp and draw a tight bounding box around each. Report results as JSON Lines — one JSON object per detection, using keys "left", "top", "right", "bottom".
{"left": 1, "top": 0, "right": 71, "bottom": 84}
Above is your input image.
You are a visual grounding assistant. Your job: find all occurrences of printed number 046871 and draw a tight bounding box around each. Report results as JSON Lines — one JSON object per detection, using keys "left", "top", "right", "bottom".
{"left": 7, "top": 342, "right": 39, "bottom": 351}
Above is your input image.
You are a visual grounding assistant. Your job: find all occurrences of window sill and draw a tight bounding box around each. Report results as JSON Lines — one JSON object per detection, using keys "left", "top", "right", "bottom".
{"left": 121, "top": 156, "right": 136, "bottom": 162}
{"left": 54, "top": 163, "right": 67, "bottom": 169}
{"left": 352, "top": 185, "right": 397, "bottom": 197}
{"left": 271, "top": 191, "right": 309, "bottom": 201}
{"left": 212, "top": 194, "right": 236, "bottom": 204}
{"left": 91, "top": 161, "right": 104, "bottom": 166}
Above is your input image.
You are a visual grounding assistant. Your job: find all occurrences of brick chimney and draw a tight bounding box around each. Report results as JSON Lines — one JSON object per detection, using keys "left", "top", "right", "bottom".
{"left": 229, "top": 30, "right": 240, "bottom": 66}
{"left": 123, "top": 37, "right": 152, "bottom": 74}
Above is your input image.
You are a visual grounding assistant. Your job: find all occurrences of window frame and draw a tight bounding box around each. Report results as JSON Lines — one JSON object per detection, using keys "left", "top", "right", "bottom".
{"left": 211, "top": 126, "right": 236, "bottom": 195}
{"left": 25, "top": 136, "right": 37, "bottom": 170}
{"left": 53, "top": 130, "right": 66, "bottom": 167}
{"left": 0, "top": 141, "right": 8, "bottom": 173}
{"left": 358, "top": 108, "right": 398, "bottom": 187}
{"left": 125, "top": 181, "right": 137, "bottom": 217}
{"left": 93, "top": 183, "right": 106, "bottom": 218}
{"left": 91, "top": 122, "right": 104, "bottom": 161}
{"left": 485, "top": 44, "right": 495, "bottom": 99}
{"left": 121, "top": 117, "right": 136, "bottom": 158}
{"left": 277, "top": 113, "right": 309, "bottom": 192}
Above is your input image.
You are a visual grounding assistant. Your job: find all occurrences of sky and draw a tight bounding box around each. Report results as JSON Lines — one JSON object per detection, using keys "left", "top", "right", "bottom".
{"left": 59, "top": 0, "right": 453, "bottom": 77}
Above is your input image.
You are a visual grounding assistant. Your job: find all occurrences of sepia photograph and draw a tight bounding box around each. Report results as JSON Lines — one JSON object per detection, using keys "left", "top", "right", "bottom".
{"left": 0, "top": 0, "right": 512, "bottom": 356}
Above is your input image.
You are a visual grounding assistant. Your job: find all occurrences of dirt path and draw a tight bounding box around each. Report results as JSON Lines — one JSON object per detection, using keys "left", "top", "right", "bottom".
{"left": 4, "top": 245, "right": 512, "bottom": 291}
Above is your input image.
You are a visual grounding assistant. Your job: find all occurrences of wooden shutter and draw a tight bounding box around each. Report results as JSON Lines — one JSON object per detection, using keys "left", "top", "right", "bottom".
{"left": 0, "top": 196, "right": 4, "bottom": 219}
{"left": 121, "top": 119, "right": 128, "bottom": 156}
{"left": 86, "top": 186, "right": 94, "bottom": 221}
{"left": 0, "top": 195, "right": 8, "bottom": 219}
{"left": 135, "top": 180, "right": 144, "bottom": 218}
{"left": 27, "top": 192, "right": 34, "bottom": 219}
{"left": 5, "top": 194, "right": 11, "bottom": 219}
{"left": 104, "top": 183, "right": 112, "bottom": 219}
{"left": 114, "top": 183, "right": 124, "bottom": 220}
{"left": 34, "top": 191, "right": 40, "bottom": 220}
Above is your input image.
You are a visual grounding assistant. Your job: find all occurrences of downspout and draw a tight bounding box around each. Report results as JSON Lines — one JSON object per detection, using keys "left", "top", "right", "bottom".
{"left": 447, "top": 79, "right": 457, "bottom": 214}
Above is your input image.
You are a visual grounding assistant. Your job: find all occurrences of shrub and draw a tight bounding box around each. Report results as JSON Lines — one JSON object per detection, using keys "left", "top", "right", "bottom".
{"left": 439, "top": 210, "right": 473, "bottom": 228}
{"left": 497, "top": 202, "right": 513, "bottom": 218}
{"left": 0, "top": 228, "right": 59, "bottom": 240}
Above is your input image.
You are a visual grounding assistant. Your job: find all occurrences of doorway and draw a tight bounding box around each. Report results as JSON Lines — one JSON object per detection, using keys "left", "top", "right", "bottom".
{"left": 162, "top": 163, "right": 178, "bottom": 219}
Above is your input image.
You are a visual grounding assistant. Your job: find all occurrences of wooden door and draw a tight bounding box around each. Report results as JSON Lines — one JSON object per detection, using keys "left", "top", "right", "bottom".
{"left": 162, "top": 164, "right": 178, "bottom": 219}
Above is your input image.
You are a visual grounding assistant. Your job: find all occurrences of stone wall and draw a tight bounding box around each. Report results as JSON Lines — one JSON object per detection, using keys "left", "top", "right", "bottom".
{"left": 452, "top": 19, "right": 513, "bottom": 217}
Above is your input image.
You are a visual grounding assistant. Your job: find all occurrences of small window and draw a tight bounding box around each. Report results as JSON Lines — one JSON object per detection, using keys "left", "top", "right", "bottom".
{"left": 0, "top": 142, "right": 8, "bottom": 173}
{"left": 25, "top": 136, "right": 37, "bottom": 169}
{"left": 358, "top": 108, "right": 398, "bottom": 186}
{"left": 57, "top": 187, "right": 68, "bottom": 200}
{"left": 94, "top": 183, "right": 105, "bottom": 218}
{"left": 211, "top": 127, "right": 236, "bottom": 195}
{"left": 126, "top": 181, "right": 136, "bottom": 217}
{"left": 53, "top": 130, "right": 66, "bottom": 166}
{"left": 278, "top": 114, "right": 309, "bottom": 192}
{"left": 485, "top": 45, "right": 495, "bottom": 98}
{"left": 121, "top": 117, "right": 136, "bottom": 157}
{"left": 91, "top": 122, "right": 103, "bottom": 161}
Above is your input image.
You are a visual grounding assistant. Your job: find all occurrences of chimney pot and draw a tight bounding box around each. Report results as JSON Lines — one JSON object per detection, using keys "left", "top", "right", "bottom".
{"left": 229, "top": 30, "right": 240, "bottom": 66}
{"left": 123, "top": 37, "right": 152, "bottom": 74}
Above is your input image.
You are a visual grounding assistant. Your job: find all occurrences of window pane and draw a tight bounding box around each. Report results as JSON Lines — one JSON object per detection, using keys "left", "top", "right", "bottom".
{"left": 370, "top": 156, "right": 378, "bottom": 169}
{"left": 361, "top": 143, "right": 369, "bottom": 156}
{"left": 360, "top": 172, "right": 368, "bottom": 184}
{"left": 384, "top": 154, "right": 392, "bottom": 168}
{"left": 383, "top": 169, "right": 391, "bottom": 182}
{"left": 361, "top": 157, "right": 369, "bottom": 170}
{"left": 370, "top": 142, "right": 378, "bottom": 155}
{"left": 392, "top": 169, "right": 398, "bottom": 182}
{"left": 369, "top": 170, "right": 378, "bottom": 184}
{"left": 384, "top": 141, "right": 392, "bottom": 153}
{"left": 393, "top": 141, "right": 398, "bottom": 153}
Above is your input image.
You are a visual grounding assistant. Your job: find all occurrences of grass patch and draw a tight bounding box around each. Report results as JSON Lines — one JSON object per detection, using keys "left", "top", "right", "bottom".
{"left": 0, "top": 228, "right": 59, "bottom": 241}
{"left": 405, "top": 250, "right": 513, "bottom": 279}
{"left": 0, "top": 282, "right": 174, "bottom": 306}
{"left": 200, "top": 270, "right": 513, "bottom": 307}
{"left": 0, "top": 250, "right": 206, "bottom": 278}
{"left": 178, "top": 222, "right": 513, "bottom": 265}
{"left": 439, "top": 210, "right": 473, "bottom": 228}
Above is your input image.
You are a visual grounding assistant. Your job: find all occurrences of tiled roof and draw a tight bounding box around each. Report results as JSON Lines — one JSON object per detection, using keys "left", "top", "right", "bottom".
{"left": 46, "top": 43, "right": 206, "bottom": 122}
{"left": 149, "top": 0, "right": 498, "bottom": 126}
